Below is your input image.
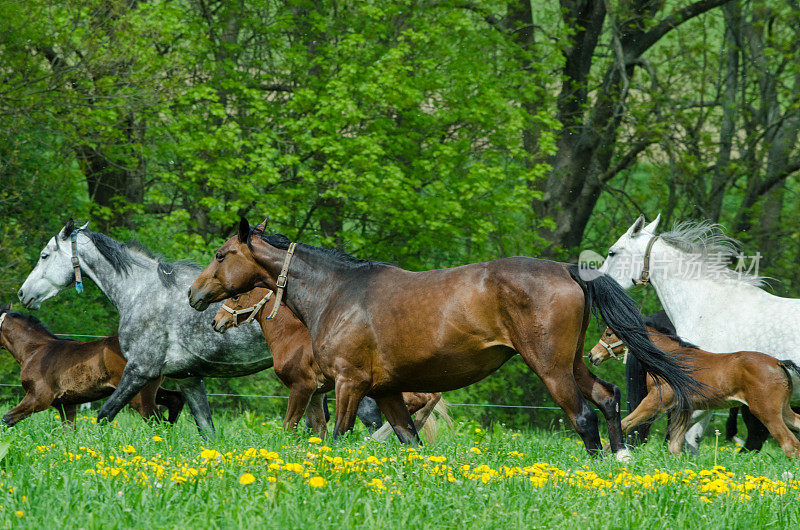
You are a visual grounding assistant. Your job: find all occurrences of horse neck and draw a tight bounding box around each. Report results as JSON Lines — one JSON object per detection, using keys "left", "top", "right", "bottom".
{"left": 256, "top": 304, "right": 308, "bottom": 353}
{"left": 647, "top": 244, "right": 751, "bottom": 333}
{"left": 0, "top": 317, "right": 54, "bottom": 364}
{"left": 250, "top": 240, "right": 345, "bottom": 334}
{"left": 77, "top": 237, "right": 151, "bottom": 311}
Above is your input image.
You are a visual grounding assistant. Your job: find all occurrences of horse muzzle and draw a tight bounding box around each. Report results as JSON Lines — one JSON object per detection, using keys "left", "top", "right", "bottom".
{"left": 187, "top": 287, "right": 211, "bottom": 312}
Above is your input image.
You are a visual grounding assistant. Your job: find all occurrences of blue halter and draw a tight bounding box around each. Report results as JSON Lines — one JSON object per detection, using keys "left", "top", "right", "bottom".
{"left": 70, "top": 229, "right": 84, "bottom": 294}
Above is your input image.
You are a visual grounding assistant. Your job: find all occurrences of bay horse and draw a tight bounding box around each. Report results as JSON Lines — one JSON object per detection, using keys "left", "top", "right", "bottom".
{"left": 589, "top": 323, "right": 800, "bottom": 457}
{"left": 599, "top": 215, "right": 800, "bottom": 453}
{"left": 17, "top": 219, "right": 271, "bottom": 435}
{"left": 188, "top": 217, "right": 702, "bottom": 457}
{"left": 0, "top": 305, "right": 184, "bottom": 426}
{"left": 212, "top": 287, "right": 447, "bottom": 440}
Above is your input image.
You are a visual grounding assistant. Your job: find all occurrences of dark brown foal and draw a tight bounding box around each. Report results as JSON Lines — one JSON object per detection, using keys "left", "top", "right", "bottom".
{"left": 188, "top": 218, "right": 701, "bottom": 457}
{"left": 590, "top": 326, "right": 800, "bottom": 457}
{"left": 0, "top": 307, "right": 184, "bottom": 426}
{"left": 212, "top": 287, "right": 443, "bottom": 439}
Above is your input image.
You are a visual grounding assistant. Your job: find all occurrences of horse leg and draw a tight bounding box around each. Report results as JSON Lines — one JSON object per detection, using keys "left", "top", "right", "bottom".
{"left": 749, "top": 400, "right": 800, "bottom": 458}
{"left": 176, "top": 377, "right": 215, "bottom": 436}
{"left": 620, "top": 388, "right": 669, "bottom": 435}
{"left": 725, "top": 407, "right": 741, "bottom": 443}
{"left": 667, "top": 418, "right": 692, "bottom": 456}
{"left": 305, "top": 394, "right": 331, "bottom": 431}
{"left": 683, "top": 410, "right": 712, "bottom": 457}
{"left": 97, "top": 363, "right": 159, "bottom": 423}
{"left": 373, "top": 392, "right": 421, "bottom": 445}
{"left": 573, "top": 360, "right": 627, "bottom": 461}
{"left": 332, "top": 377, "right": 370, "bottom": 440}
{"left": 3, "top": 392, "right": 52, "bottom": 427}
{"left": 130, "top": 378, "right": 162, "bottom": 421}
{"left": 305, "top": 393, "right": 328, "bottom": 439}
{"left": 680, "top": 410, "right": 711, "bottom": 457}
{"left": 741, "top": 405, "right": 770, "bottom": 452}
{"left": 155, "top": 388, "right": 186, "bottom": 424}
{"left": 356, "top": 396, "right": 383, "bottom": 434}
{"left": 283, "top": 384, "right": 315, "bottom": 432}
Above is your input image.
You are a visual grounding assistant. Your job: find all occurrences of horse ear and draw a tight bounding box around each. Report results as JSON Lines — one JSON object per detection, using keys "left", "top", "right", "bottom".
{"left": 238, "top": 217, "right": 250, "bottom": 244}
{"left": 78, "top": 221, "right": 90, "bottom": 231}
{"left": 644, "top": 213, "right": 661, "bottom": 234}
{"left": 627, "top": 215, "right": 646, "bottom": 237}
{"left": 59, "top": 218, "right": 75, "bottom": 240}
{"left": 254, "top": 217, "right": 268, "bottom": 232}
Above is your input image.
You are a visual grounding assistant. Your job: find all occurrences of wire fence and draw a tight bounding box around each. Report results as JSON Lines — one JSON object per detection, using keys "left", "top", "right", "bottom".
{"left": 0, "top": 383, "right": 738, "bottom": 417}
{"left": 0, "top": 333, "right": 731, "bottom": 417}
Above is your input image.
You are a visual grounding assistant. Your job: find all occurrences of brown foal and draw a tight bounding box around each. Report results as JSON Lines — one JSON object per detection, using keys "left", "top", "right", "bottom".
{"left": 212, "top": 287, "right": 442, "bottom": 439}
{"left": 0, "top": 306, "right": 185, "bottom": 426}
{"left": 188, "top": 218, "right": 701, "bottom": 456}
{"left": 590, "top": 326, "right": 800, "bottom": 457}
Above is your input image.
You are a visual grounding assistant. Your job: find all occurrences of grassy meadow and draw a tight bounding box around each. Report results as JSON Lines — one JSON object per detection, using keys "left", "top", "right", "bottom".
{"left": 0, "top": 406, "right": 798, "bottom": 529}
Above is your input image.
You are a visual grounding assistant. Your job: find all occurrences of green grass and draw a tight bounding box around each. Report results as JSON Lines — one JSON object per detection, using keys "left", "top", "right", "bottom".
{"left": 0, "top": 410, "right": 798, "bottom": 529}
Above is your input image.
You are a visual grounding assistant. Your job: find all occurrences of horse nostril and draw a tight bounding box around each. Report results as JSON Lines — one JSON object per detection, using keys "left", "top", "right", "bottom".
{"left": 17, "top": 289, "right": 23, "bottom": 300}
{"left": 211, "top": 319, "right": 217, "bottom": 327}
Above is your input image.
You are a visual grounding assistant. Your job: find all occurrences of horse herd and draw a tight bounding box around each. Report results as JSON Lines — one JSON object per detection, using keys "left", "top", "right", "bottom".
{"left": 3, "top": 214, "right": 800, "bottom": 460}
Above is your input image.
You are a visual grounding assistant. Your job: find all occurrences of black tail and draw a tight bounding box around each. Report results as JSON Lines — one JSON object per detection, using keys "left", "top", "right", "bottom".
{"left": 568, "top": 265, "right": 704, "bottom": 431}
{"left": 625, "top": 353, "right": 651, "bottom": 444}
{"left": 778, "top": 360, "right": 800, "bottom": 389}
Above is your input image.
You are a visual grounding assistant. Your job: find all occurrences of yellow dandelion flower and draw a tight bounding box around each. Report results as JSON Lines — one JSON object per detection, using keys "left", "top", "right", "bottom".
{"left": 200, "top": 449, "right": 221, "bottom": 460}
{"left": 308, "top": 437, "right": 322, "bottom": 444}
{"left": 121, "top": 445, "right": 136, "bottom": 454}
{"left": 239, "top": 473, "right": 256, "bottom": 485}
{"left": 700, "top": 496, "right": 712, "bottom": 504}
{"left": 151, "top": 436, "right": 163, "bottom": 442}
{"left": 469, "top": 447, "right": 481, "bottom": 455}
{"left": 15, "top": 510, "right": 23, "bottom": 518}
{"left": 307, "top": 476, "right": 327, "bottom": 488}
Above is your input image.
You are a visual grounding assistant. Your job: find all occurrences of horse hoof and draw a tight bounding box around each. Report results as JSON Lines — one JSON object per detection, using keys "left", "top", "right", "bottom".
{"left": 615, "top": 448, "right": 633, "bottom": 463}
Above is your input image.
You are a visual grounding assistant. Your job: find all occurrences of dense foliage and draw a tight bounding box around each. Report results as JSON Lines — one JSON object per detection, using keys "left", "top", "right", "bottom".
{"left": 2, "top": 0, "right": 799, "bottom": 426}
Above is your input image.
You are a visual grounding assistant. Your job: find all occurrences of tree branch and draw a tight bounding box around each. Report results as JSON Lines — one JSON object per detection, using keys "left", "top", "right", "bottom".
{"left": 600, "top": 140, "right": 654, "bottom": 182}
{"left": 629, "top": 0, "right": 734, "bottom": 59}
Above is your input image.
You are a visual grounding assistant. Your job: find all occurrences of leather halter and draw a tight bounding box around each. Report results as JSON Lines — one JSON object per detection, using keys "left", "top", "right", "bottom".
{"left": 598, "top": 338, "right": 629, "bottom": 364}
{"left": 70, "top": 229, "right": 84, "bottom": 294}
{"left": 265, "top": 242, "right": 297, "bottom": 320}
{"left": 221, "top": 290, "right": 273, "bottom": 327}
{"left": 633, "top": 235, "right": 659, "bottom": 286}
{"left": 0, "top": 312, "right": 6, "bottom": 334}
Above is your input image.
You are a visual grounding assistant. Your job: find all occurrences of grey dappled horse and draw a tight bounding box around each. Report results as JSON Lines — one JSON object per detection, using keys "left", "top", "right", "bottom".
{"left": 17, "top": 220, "right": 383, "bottom": 434}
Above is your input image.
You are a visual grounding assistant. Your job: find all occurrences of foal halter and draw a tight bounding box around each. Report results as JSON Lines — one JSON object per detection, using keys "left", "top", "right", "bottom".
{"left": 598, "top": 338, "right": 629, "bottom": 364}
{"left": 632, "top": 235, "right": 659, "bottom": 286}
{"left": 265, "top": 242, "right": 297, "bottom": 320}
{"left": 221, "top": 290, "right": 273, "bottom": 327}
{"left": 70, "top": 229, "right": 85, "bottom": 294}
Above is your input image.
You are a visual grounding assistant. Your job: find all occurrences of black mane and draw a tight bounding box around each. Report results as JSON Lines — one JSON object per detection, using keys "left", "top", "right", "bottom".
{"left": 644, "top": 310, "right": 700, "bottom": 350}
{"left": 84, "top": 230, "right": 199, "bottom": 288}
{"left": 5, "top": 312, "right": 71, "bottom": 341}
{"left": 254, "top": 229, "right": 388, "bottom": 269}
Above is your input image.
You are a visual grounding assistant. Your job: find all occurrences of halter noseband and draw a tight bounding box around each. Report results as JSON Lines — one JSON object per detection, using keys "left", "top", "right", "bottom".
{"left": 221, "top": 291, "right": 273, "bottom": 327}
{"left": 265, "top": 242, "right": 297, "bottom": 320}
{"left": 598, "top": 337, "right": 629, "bottom": 364}
{"left": 70, "top": 229, "right": 85, "bottom": 294}
{"left": 633, "top": 235, "right": 659, "bottom": 286}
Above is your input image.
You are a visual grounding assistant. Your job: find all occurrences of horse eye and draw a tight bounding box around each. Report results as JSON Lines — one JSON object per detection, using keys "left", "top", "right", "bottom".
{"left": 216, "top": 253, "right": 225, "bottom": 262}
{"left": 232, "top": 295, "right": 239, "bottom": 301}
{"left": 607, "top": 250, "right": 616, "bottom": 257}
{"left": 40, "top": 253, "right": 49, "bottom": 260}
{"left": 605, "top": 332, "right": 612, "bottom": 337}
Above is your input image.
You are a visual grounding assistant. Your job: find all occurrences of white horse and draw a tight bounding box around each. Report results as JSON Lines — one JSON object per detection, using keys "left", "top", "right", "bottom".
{"left": 598, "top": 214, "right": 800, "bottom": 454}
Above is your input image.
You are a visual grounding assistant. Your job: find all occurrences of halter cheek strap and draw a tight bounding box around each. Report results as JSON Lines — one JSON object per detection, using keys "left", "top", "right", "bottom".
{"left": 71, "top": 229, "right": 84, "bottom": 294}
{"left": 266, "top": 242, "right": 297, "bottom": 320}
{"left": 633, "top": 235, "right": 659, "bottom": 286}
{"left": 221, "top": 291, "right": 273, "bottom": 327}
{"left": 599, "top": 338, "right": 629, "bottom": 364}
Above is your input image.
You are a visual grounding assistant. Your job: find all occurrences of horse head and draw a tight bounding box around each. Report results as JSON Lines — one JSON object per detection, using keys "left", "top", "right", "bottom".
{"left": 589, "top": 327, "right": 628, "bottom": 365}
{"left": 18, "top": 219, "right": 89, "bottom": 309}
{"left": 188, "top": 217, "right": 268, "bottom": 312}
{"left": 597, "top": 214, "right": 661, "bottom": 289}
